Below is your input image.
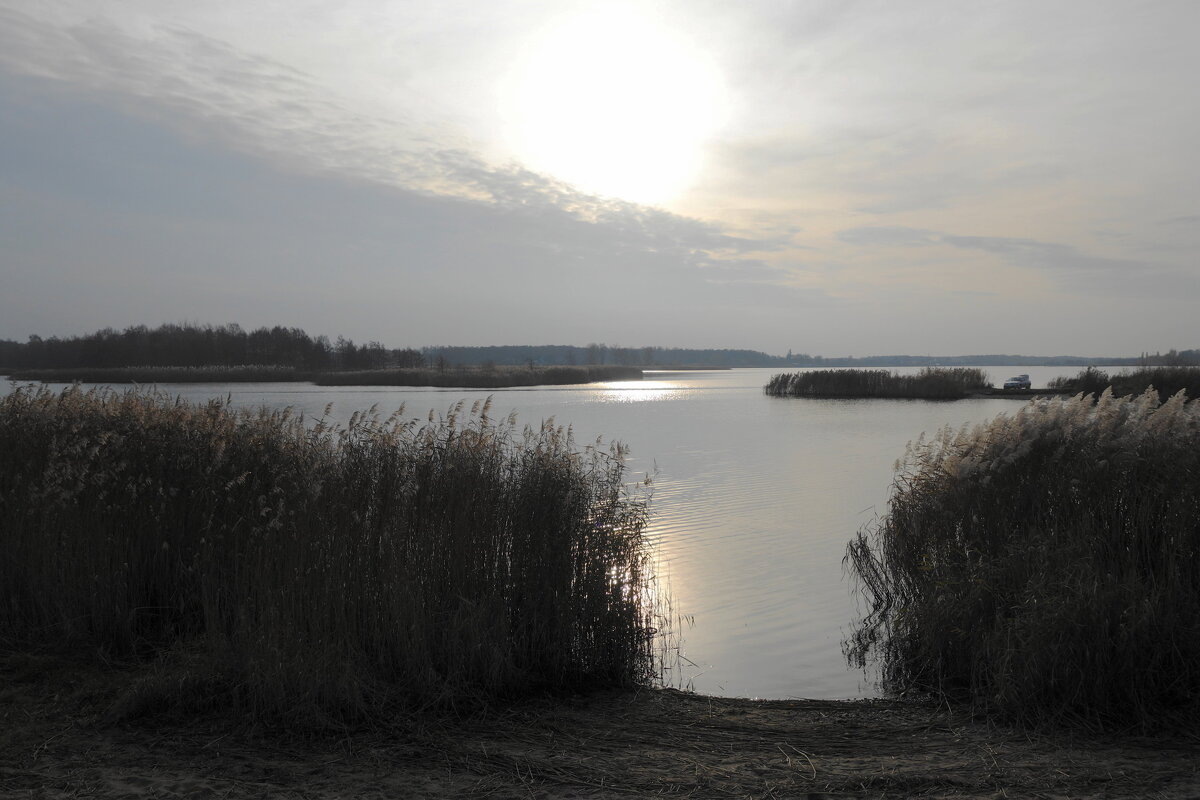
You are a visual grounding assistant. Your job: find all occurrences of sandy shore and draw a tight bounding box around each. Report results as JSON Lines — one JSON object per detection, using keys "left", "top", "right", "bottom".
{"left": 3, "top": 655, "right": 1197, "bottom": 799}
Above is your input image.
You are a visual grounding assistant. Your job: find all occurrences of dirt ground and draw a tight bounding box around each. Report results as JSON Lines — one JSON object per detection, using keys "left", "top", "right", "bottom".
{"left": 2, "top": 655, "right": 1197, "bottom": 799}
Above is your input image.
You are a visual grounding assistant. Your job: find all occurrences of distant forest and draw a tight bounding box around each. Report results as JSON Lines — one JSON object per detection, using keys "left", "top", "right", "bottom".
{"left": 0, "top": 324, "right": 421, "bottom": 372}
{"left": 0, "top": 323, "right": 1196, "bottom": 372}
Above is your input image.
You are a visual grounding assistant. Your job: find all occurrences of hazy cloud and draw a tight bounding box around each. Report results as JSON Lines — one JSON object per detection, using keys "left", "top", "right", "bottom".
{"left": 942, "top": 235, "right": 1136, "bottom": 273}
{"left": 0, "top": 6, "right": 798, "bottom": 301}
{"left": 942, "top": 235, "right": 1200, "bottom": 295}
{"left": 836, "top": 227, "right": 937, "bottom": 247}
{"left": 831, "top": 223, "right": 1197, "bottom": 297}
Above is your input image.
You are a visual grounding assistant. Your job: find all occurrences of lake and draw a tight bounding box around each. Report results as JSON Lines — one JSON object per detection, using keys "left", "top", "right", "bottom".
{"left": 3, "top": 365, "right": 1089, "bottom": 699}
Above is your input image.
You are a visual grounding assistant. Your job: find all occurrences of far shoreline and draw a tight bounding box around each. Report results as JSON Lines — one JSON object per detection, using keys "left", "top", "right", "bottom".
{"left": 3, "top": 364, "right": 645, "bottom": 389}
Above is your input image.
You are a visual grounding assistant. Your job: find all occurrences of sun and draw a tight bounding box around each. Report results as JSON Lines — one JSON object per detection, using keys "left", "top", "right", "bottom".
{"left": 499, "top": 8, "right": 727, "bottom": 206}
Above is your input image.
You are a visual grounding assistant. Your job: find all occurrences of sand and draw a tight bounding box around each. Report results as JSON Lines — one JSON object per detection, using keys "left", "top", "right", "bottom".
{"left": 3, "top": 654, "right": 1197, "bottom": 799}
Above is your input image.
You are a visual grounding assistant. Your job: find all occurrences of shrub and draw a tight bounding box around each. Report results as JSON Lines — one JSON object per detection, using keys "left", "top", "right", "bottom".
{"left": 0, "top": 386, "right": 663, "bottom": 723}
{"left": 846, "top": 388, "right": 1200, "bottom": 729}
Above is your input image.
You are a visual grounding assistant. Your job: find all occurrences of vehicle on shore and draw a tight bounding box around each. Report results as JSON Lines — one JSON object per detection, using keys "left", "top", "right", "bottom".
{"left": 1002, "top": 374, "right": 1031, "bottom": 389}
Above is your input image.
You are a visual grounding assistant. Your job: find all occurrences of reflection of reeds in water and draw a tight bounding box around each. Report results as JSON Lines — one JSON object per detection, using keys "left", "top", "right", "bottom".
{"left": 0, "top": 386, "right": 665, "bottom": 723}
{"left": 846, "top": 388, "right": 1200, "bottom": 729}
{"left": 765, "top": 367, "right": 990, "bottom": 399}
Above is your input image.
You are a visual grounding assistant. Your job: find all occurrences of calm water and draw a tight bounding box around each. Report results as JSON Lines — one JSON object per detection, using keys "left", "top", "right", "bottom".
{"left": 4, "top": 366, "right": 1087, "bottom": 699}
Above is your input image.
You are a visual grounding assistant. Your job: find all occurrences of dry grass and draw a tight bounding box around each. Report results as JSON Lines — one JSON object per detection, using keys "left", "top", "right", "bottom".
{"left": 0, "top": 385, "right": 665, "bottom": 725}
{"left": 846, "top": 388, "right": 1200, "bottom": 729}
{"left": 4, "top": 656, "right": 1198, "bottom": 798}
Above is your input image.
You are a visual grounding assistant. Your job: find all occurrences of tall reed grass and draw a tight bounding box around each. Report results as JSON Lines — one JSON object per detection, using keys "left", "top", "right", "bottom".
{"left": 765, "top": 367, "right": 990, "bottom": 399}
{"left": 1048, "top": 365, "right": 1200, "bottom": 401}
{"left": 0, "top": 386, "right": 664, "bottom": 723}
{"left": 846, "top": 388, "right": 1200, "bottom": 728}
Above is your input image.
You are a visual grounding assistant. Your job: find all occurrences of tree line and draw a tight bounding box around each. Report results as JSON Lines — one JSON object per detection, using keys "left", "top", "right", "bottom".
{"left": 0, "top": 330, "right": 793, "bottom": 371}
{"left": 421, "top": 344, "right": 788, "bottom": 368}
{"left": 0, "top": 324, "right": 424, "bottom": 372}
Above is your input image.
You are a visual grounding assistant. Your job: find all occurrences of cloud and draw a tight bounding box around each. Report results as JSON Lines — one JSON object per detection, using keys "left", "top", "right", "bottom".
{"left": 831, "top": 223, "right": 1198, "bottom": 297}
{"left": 0, "top": 6, "right": 797, "bottom": 295}
{"left": 940, "top": 235, "right": 1133, "bottom": 273}
{"left": 942, "top": 234, "right": 1200, "bottom": 295}
{"left": 836, "top": 226, "right": 937, "bottom": 247}
{"left": 834, "top": 223, "right": 1133, "bottom": 276}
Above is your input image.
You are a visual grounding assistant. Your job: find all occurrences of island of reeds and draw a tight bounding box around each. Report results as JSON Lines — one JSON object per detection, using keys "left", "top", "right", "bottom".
{"left": 845, "top": 387, "right": 1200, "bottom": 729}
{"left": 0, "top": 385, "right": 665, "bottom": 724}
{"left": 764, "top": 367, "right": 992, "bottom": 399}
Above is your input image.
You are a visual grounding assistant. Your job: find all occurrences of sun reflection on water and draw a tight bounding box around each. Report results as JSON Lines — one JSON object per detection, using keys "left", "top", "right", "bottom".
{"left": 598, "top": 381, "right": 682, "bottom": 403}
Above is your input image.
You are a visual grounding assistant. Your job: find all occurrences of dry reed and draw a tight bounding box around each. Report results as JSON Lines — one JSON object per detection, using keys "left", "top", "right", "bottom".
{"left": 0, "top": 385, "right": 664, "bottom": 724}
{"left": 1048, "top": 365, "right": 1200, "bottom": 400}
{"left": 846, "top": 388, "right": 1200, "bottom": 729}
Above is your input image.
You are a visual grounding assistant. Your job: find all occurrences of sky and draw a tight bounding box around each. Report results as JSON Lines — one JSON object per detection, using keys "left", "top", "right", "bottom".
{"left": 1, "top": 1, "right": 1197, "bottom": 357}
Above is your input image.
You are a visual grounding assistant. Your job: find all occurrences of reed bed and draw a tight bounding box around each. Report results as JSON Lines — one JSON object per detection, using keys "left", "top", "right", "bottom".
{"left": 8, "top": 365, "right": 309, "bottom": 383}
{"left": 0, "top": 385, "right": 663, "bottom": 723}
{"left": 315, "top": 365, "right": 643, "bottom": 387}
{"left": 1048, "top": 365, "right": 1200, "bottom": 401}
{"left": 765, "top": 367, "right": 990, "bottom": 399}
{"left": 846, "top": 388, "right": 1200, "bottom": 729}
